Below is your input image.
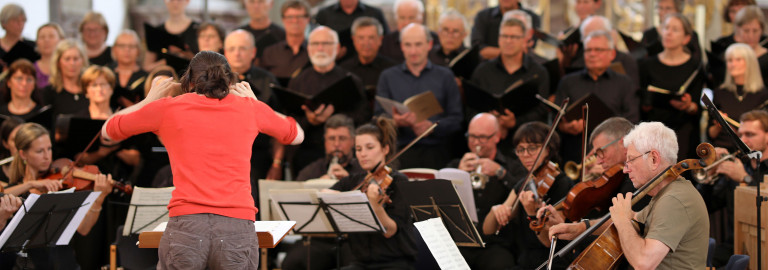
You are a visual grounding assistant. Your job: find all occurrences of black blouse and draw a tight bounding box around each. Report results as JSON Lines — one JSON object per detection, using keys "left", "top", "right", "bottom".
{"left": 329, "top": 170, "right": 418, "bottom": 265}
{"left": 108, "top": 64, "right": 148, "bottom": 108}
{"left": 89, "top": 46, "right": 113, "bottom": 66}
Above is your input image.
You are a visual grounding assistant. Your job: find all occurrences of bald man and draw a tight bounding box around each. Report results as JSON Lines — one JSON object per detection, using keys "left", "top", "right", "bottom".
{"left": 288, "top": 26, "right": 367, "bottom": 174}
{"left": 375, "top": 23, "right": 462, "bottom": 169}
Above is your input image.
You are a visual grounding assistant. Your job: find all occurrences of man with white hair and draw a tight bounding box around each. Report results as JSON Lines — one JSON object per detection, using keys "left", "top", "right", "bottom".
{"left": 549, "top": 122, "right": 709, "bottom": 270}
{"left": 288, "top": 26, "right": 367, "bottom": 173}
{"left": 379, "top": 0, "right": 439, "bottom": 62}
{"left": 376, "top": 23, "right": 462, "bottom": 169}
{"left": 566, "top": 15, "right": 640, "bottom": 87}
{"left": 472, "top": 0, "right": 540, "bottom": 60}
{"left": 428, "top": 10, "right": 472, "bottom": 67}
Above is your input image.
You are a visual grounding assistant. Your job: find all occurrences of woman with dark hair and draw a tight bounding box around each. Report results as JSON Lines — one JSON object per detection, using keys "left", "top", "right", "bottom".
{"left": 640, "top": 14, "right": 706, "bottom": 159}
{"left": 103, "top": 50, "right": 304, "bottom": 268}
{"left": 1, "top": 59, "right": 43, "bottom": 119}
{"left": 197, "top": 22, "right": 225, "bottom": 53}
{"left": 324, "top": 116, "right": 418, "bottom": 269}
{"left": 0, "top": 116, "right": 23, "bottom": 184}
{"left": 482, "top": 121, "right": 572, "bottom": 269}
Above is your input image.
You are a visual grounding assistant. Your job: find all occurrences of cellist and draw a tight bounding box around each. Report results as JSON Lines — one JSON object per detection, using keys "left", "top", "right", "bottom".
{"left": 323, "top": 116, "right": 418, "bottom": 269}
{"left": 534, "top": 117, "right": 650, "bottom": 245}
{"left": 481, "top": 121, "right": 573, "bottom": 269}
{"left": 549, "top": 122, "right": 709, "bottom": 269}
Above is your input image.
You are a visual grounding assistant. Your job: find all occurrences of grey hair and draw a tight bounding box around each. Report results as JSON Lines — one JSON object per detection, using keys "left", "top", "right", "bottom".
{"left": 503, "top": 10, "right": 532, "bottom": 33}
{"left": 399, "top": 23, "right": 432, "bottom": 43}
{"left": 438, "top": 9, "right": 469, "bottom": 33}
{"left": 394, "top": 0, "right": 424, "bottom": 14}
{"left": 324, "top": 114, "right": 355, "bottom": 136}
{"left": 351, "top": 16, "right": 384, "bottom": 37}
{"left": 623, "top": 122, "right": 678, "bottom": 165}
{"left": 583, "top": 30, "right": 615, "bottom": 50}
{"left": 0, "top": 3, "right": 24, "bottom": 25}
{"left": 721, "top": 43, "right": 764, "bottom": 94}
{"left": 580, "top": 15, "right": 613, "bottom": 38}
{"left": 310, "top": 26, "right": 339, "bottom": 45}
{"left": 590, "top": 117, "right": 634, "bottom": 145}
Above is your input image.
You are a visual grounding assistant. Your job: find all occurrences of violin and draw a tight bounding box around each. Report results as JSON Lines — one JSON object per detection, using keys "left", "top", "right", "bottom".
{"left": 530, "top": 164, "right": 625, "bottom": 231}
{"left": 534, "top": 143, "right": 717, "bottom": 270}
{"left": 528, "top": 161, "right": 561, "bottom": 203}
{"left": 37, "top": 158, "right": 133, "bottom": 195}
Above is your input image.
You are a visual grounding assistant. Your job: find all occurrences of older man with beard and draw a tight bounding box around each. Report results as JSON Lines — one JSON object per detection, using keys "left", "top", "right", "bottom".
{"left": 287, "top": 26, "right": 368, "bottom": 174}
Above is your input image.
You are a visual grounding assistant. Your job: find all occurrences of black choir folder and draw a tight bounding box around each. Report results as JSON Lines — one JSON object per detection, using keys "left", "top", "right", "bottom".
{"left": 449, "top": 45, "right": 480, "bottom": 79}
{"left": 462, "top": 73, "right": 540, "bottom": 115}
{"left": 55, "top": 117, "right": 105, "bottom": 153}
{"left": 563, "top": 94, "right": 613, "bottom": 134}
{"left": 271, "top": 76, "right": 362, "bottom": 116}
{"left": 646, "top": 68, "right": 700, "bottom": 108}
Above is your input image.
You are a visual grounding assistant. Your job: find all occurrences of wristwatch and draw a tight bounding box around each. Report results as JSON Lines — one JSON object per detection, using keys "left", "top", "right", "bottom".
{"left": 743, "top": 175, "right": 753, "bottom": 184}
{"left": 496, "top": 167, "right": 506, "bottom": 177}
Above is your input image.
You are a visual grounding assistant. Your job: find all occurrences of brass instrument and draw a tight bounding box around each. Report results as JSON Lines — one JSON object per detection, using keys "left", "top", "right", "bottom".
{"left": 470, "top": 146, "right": 489, "bottom": 190}
{"left": 692, "top": 151, "right": 740, "bottom": 185}
{"left": 327, "top": 155, "right": 339, "bottom": 180}
{"left": 564, "top": 155, "right": 596, "bottom": 180}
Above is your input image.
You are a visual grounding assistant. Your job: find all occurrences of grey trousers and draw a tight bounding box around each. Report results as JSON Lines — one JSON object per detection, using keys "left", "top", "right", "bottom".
{"left": 157, "top": 213, "right": 259, "bottom": 270}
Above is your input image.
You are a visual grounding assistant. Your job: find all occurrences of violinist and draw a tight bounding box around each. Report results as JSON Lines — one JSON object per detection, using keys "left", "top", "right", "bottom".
{"left": 481, "top": 121, "right": 573, "bottom": 269}
{"left": 446, "top": 113, "right": 526, "bottom": 269}
{"left": 102, "top": 51, "right": 304, "bottom": 269}
{"left": 550, "top": 122, "right": 709, "bottom": 269}
{"left": 5, "top": 122, "right": 114, "bottom": 270}
{"left": 324, "top": 116, "right": 418, "bottom": 269}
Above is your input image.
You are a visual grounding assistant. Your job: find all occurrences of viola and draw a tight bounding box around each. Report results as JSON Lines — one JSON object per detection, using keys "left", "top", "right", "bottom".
{"left": 36, "top": 158, "right": 133, "bottom": 195}
{"left": 529, "top": 161, "right": 561, "bottom": 201}
{"left": 530, "top": 164, "right": 625, "bottom": 231}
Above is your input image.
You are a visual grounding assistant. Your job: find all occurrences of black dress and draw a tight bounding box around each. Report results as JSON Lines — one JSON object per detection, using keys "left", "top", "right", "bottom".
{"left": 89, "top": 47, "right": 112, "bottom": 66}
{"left": 640, "top": 55, "right": 706, "bottom": 159}
{"left": 41, "top": 85, "right": 89, "bottom": 126}
{"left": 329, "top": 170, "right": 418, "bottom": 268}
{"left": 0, "top": 39, "right": 39, "bottom": 70}
{"left": 709, "top": 86, "right": 768, "bottom": 151}
{"left": 108, "top": 64, "right": 148, "bottom": 108}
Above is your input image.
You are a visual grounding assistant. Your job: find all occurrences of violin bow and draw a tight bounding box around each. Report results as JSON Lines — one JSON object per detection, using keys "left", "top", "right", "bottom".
{"left": 508, "top": 98, "right": 569, "bottom": 219}
{"left": 580, "top": 104, "right": 589, "bottom": 182}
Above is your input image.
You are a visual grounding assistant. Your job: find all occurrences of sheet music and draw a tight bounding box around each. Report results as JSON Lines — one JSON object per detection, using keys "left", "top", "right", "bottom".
{"left": 414, "top": 218, "right": 471, "bottom": 270}
{"left": 317, "top": 191, "right": 384, "bottom": 233}
{"left": 270, "top": 189, "right": 332, "bottom": 233}
{"left": 376, "top": 96, "right": 410, "bottom": 116}
{"left": 0, "top": 194, "right": 40, "bottom": 248}
{"left": 255, "top": 220, "right": 296, "bottom": 246}
{"left": 58, "top": 192, "right": 101, "bottom": 245}
{"left": 258, "top": 180, "right": 304, "bottom": 221}
{"left": 437, "top": 169, "right": 477, "bottom": 223}
{"left": 123, "top": 187, "right": 174, "bottom": 236}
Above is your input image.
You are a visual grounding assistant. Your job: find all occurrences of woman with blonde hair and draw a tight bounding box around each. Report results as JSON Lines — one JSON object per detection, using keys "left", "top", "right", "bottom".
{"left": 43, "top": 38, "right": 90, "bottom": 119}
{"left": 709, "top": 43, "right": 768, "bottom": 150}
{"left": 34, "top": 23, "right": 65, "bottom": 88}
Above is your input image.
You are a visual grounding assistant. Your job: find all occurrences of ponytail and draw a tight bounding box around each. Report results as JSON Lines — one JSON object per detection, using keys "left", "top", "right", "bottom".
{"left": 180, "top": 51, "right": 237, "bottom": 100}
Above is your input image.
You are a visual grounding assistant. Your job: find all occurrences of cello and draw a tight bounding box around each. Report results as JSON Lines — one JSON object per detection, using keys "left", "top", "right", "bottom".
{"left": 534, "top": 143, "right": 717, "bottom": 270}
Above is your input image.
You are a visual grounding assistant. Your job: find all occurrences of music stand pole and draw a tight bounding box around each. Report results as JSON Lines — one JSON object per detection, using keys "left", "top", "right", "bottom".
{"left": 749, "top": 151, "right": 767, "bottom": 270}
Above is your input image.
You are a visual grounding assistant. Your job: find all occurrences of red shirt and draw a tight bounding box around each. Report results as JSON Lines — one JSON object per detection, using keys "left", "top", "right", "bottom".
{"left": 106, "top": 93, "right": 298, "bottom": 221}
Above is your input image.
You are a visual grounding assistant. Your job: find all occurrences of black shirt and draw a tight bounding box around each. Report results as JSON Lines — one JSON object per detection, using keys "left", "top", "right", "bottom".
{"left": 339, "top": 54, "right": 396, "bottom": 90}
{"left": 379, "top": 30, "right": 440, "bottom": 63}
{"left": 260, "top": 41, "right": 309, "bottom": 81}
{"left": 556, "top": 69, "right": 640, "bottom": 123}
{"left": 159, "top": 21, "right": 200, "bottom": 53}
{"left": 42, "top": 85, "right": 89, "bottom": 125}
{"left": 108, "top": 64, "right": 148, "bottom": 108}
{"left": 240, "top": 65, "right": 281, "bottom": 154}
{"left": 710, "top": 86, "right": 768, "bottom": 151}
{"left": 315, "top": 2, "right": 389, "bottom": 35}
{"left": 329, "top": 170, "right": 418, "bottom": 264}
{"left": 89, "top": 46, "right": 113, "bottom": 66}
{"left": 239, "top": 23, "right": 286, "bottom": 59}
{"left": 296, "top": 155, "right": 364, "bottom": 181}
{"left": 471, "top": 5, "right": 540, "bottom": 50}
{"left": 0, "top": 39, "right": 39, "bottom": 69}
{"left": 641, "top": 27, "right": 702, "bottom": 60}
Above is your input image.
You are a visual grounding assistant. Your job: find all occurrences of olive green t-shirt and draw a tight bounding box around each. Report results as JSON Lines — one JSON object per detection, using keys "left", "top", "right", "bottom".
{"left": 635, "top": 178, "right": 709, "bottom": 269}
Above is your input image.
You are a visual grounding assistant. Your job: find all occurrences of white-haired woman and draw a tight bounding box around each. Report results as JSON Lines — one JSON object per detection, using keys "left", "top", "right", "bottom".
{"left": 0, "top": 4, "right": 37, "bottom": 70}
{"left": 709, "top": 43, "right": 768, "bottom": 150}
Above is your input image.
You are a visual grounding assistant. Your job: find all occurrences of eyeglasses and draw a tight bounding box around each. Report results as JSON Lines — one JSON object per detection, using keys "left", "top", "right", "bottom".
{"left": 309, "top": 41, "right": 335, "bottom": 47}
{"left": 584, "top": 48, "right": 612, "bottom": 53}
{"left": 440, "top": 28, "right": 464, "bottom": 37}
{"left": 499, "top": 34, "right": 524, "bottom": 40}
{"left": 283, "top": 15, "right": 308, "bottom": 20}
{"left": 595, "top": 137, "right": 621, "bottom": 159}
{"left": 466, "top": 131, "right": 496, "bottom": 143}
{"left": 515, "top": 144, "right": 542, "bottom": 156}
{"left": 11, "top": 76, "right": 34, "bottom": 84}
{"left": 624, "top": 151, "right": 651, "bottom": 167}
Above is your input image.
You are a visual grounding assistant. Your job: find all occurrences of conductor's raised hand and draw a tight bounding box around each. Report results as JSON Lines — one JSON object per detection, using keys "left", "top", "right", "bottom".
{"left": 229, "top": 82, "right": 257, "bottom": 100}
{"left": 303, "top": 104, "right": 334, "bottom": 125}
{"left": 146, "top": 77, "right": 180, "bottom": 102}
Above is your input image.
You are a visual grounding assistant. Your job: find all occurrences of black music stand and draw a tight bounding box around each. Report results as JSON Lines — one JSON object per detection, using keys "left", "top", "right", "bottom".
{"left": 276, "top": 198, "right": 384, "bottom": 270}
{"left": 0, "top": 191, "right": 95, "bottom": 253}
{"left": 397, "top": 180, "right": 485, "bottom": 248}
{"left": 702, "top": 95, "right": 767, "bottom": 269}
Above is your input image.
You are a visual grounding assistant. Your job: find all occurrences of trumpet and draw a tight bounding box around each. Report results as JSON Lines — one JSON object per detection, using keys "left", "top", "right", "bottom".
{"left": 564, "top": 155, "right": 596, "bottom": 180}
{"left": 692, "top": 151, "right": 740, "bottom": 185}
{"left": 327, "top": 155, "right": 339, "bottom": 180}
{"left": 470, "top": 146, "right": 489, "bottom": 190}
